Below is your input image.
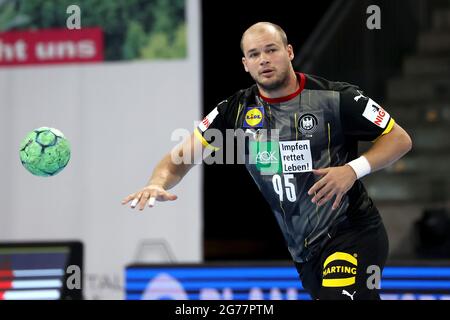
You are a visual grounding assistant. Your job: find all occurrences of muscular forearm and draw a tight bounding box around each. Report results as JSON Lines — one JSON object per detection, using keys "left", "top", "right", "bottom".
{"left": 362, "top": 123, "right": 412, "bottom": 173}
{"left": 147, "top": 152, "right": 193, "bottom": 190}
{"left": 123, "top": 146, "right": 194, "bottom": 209}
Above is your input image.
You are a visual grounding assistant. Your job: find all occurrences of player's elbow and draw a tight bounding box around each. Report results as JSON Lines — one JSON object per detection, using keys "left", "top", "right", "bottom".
{"left": 390, "top": 123, "right": 412, "bottom": 155}
{"left": 399, "top": 130, "right": 413, "bottom": 154}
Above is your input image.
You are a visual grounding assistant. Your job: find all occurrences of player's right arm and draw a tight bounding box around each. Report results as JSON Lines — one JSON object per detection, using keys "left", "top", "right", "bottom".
{"left": 121, "top": 132, "right": 204, "bottom": 211}
{"left": 122, "top": 97, "right": 234, "bottom": 211}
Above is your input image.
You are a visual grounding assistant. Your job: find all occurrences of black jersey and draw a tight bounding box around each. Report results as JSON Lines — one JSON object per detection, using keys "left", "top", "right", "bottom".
{"left": 196, "top": 73, "right": 395, "bottom": 263}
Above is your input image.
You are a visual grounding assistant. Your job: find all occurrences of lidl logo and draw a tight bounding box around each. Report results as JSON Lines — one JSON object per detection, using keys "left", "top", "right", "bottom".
{"left": 249, "top": 141, "right": 281, "bottom": 174}
{"left": 243, "top": 106, "right": 264, "bottom": 128}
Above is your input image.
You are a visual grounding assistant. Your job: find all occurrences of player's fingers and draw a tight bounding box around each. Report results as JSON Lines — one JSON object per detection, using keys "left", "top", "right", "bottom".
{"left": 147, "top": 191, "right": 177, "bottom": 207}
{"left": 147, "top": 190, "right": 160, "bottom": 207}
{"left": 138, "top": 191, "right": 150, "bottom": 211}
{"left": 162, "top": 191, "right": 178, "bottom": 201}
{"left": 311, "top": 183, "right": 331, "bottom": 203}
{"left": 312, "top": 168, "right": 330, "bottom": 176}
{"left": 156, "top": 191, "right": 178, "bottom": 202}
{"left": 122, "top": 194, "right": 136, "bottom": 205}
{"left": 308, "top": 177, "right": 328, "bottom": 195}
{"left": 148, "top": 195, "right": 156, "bottom": 207}
{"left": 130, "top": 193, "right": 142, "bottom": 209}
{"left": 317, "top": 190, "right": 335, "bottom": 207}
{"left": 332, "top": 193, "right": 344, "bottom": 210}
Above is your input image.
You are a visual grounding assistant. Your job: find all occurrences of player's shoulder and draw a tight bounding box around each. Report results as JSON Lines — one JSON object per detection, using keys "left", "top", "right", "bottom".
{"left": 303, "top": 73, "right": 360, "bottom": 93}
{"left": 215, "top": 85, "right": 256, "bottom": 110}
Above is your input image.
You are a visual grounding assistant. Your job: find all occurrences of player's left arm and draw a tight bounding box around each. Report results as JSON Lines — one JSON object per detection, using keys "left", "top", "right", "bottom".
{"left": 308, "top": 86, "right": 412, "bottom": 209}
{"left": 308, "top": 122, "right": 412, "bottom": 209}
{"left": 359, "top": 122, "right": 412, "bottom": 173}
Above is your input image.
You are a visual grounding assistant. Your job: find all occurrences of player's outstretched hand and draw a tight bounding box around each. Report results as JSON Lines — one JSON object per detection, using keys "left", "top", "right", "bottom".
{"left": 121, "top": 185, "right": 178, "bottom": 211}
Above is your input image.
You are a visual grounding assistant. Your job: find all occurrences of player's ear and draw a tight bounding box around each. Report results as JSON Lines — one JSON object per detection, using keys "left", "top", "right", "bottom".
{"left": 287, "top": 44, "right": 294, "bottom": 61}
{"left": 242, "top": 57, "right": 249, "bottom": 72}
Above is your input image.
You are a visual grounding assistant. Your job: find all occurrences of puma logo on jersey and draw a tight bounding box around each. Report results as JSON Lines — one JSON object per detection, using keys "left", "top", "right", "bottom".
{"left": 354, "top": 90, "right": 367, "bottom": 102}
{"left": 245, "top": 129, "right": 264, "bottom": 140}
{"left": 342, "top": 290, "right": 356, "bottom": 300}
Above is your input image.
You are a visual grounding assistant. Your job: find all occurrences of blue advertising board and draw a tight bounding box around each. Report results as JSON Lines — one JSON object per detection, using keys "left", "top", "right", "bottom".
{"left": 126, "top": 263, "right": 450, "bottom": 300}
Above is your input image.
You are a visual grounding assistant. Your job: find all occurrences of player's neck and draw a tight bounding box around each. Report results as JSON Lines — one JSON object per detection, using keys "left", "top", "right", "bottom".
{"left": 258, "top": 70, "right": 299, "bottom": 100}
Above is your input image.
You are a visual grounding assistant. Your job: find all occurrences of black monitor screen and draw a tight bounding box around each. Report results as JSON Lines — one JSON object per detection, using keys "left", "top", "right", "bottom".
{"left": 0, "top": 241, "right": 82, "bottom": 300}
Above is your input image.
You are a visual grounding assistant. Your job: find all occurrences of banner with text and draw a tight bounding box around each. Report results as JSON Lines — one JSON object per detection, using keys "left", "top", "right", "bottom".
{"left": 0, "top": 28, "right": 103, "bottom": 66}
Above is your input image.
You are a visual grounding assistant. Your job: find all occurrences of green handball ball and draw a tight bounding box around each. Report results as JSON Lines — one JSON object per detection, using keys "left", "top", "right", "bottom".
{"left": 19, "top": 127, "right": 71, "bottom": 177}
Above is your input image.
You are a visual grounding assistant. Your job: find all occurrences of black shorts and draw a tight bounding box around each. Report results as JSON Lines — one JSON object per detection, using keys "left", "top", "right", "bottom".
{"left": 294, "top": 218, "right": 389, "bottom": 300}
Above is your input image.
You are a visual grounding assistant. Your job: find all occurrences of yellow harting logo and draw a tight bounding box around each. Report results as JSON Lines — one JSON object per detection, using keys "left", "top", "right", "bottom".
{"left": 245, "top": 108, "right": 263, "bottom": 127}
{"left": 322, "top": 252, "right": 358, "bottom": 287}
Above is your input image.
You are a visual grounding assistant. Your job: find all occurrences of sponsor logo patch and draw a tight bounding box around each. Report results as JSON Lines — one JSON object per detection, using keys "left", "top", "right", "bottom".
{"left": 250, "top": 140, "right": 313, "bottom": 174}
{"left": 244, "top": 106, "right": 264, "bottom": 128}
{"left": 249, "top": 141, "right": 281, "bottom": 174}
{"left": 322, "top": 252, "right": 358, "bottom": 287}
{"left": 362, "top": 99, "right": 390, "bottom": 128}
{"left": 199, "top": 107, "right": 219, "bottom": 132}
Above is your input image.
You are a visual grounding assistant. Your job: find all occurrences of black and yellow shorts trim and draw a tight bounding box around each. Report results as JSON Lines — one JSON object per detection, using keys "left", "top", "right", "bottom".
{"left": 295, "top": 221, "right": 389, "bottom": 300}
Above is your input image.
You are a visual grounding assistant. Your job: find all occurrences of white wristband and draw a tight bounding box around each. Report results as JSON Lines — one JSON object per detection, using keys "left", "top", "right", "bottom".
{"left": 347, "top": 156, "right": 371, "bottom": 179}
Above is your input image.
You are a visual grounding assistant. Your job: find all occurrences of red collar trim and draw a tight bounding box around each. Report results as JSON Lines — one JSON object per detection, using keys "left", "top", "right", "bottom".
{"left": 259, "top": 72, "right": 306, "bottom": 103}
